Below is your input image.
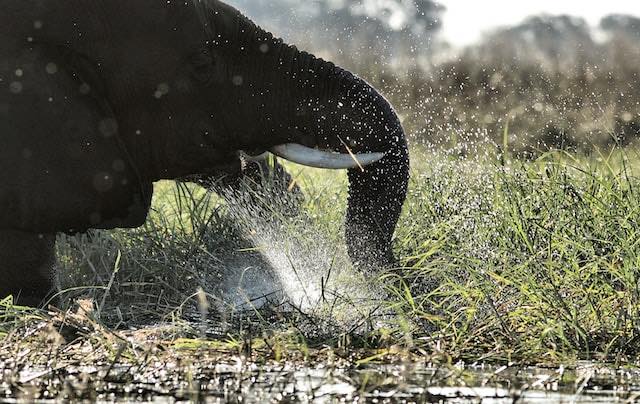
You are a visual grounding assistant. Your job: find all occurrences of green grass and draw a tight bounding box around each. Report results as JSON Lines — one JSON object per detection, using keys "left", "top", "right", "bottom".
{"left": 3, "top": 146, "right": 640, "bottom": 365}
{"left": 393, "top": 147, "right": 640, "bottom": 363}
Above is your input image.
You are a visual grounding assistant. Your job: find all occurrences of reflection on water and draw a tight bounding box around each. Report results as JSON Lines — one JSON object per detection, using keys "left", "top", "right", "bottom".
{"left": 6, "top": 361, "right": 639, "bottom": 402}
{"left": 211, "top": 362, "right": 639, "bottom": 403}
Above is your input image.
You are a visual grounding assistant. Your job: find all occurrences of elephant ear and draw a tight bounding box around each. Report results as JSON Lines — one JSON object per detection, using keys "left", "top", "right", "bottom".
{"left": 0, "top": 45, "right": 152, "bottom": 233}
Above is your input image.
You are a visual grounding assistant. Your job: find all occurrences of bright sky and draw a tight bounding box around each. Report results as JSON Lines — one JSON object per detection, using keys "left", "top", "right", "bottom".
{"left": 439, "top": 0, "right": 640, "bottom": 46}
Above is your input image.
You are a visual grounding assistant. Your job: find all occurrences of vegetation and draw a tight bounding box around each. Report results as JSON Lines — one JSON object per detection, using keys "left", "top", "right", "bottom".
{"left": 356, "top": 18, "right": 640, "bottom": 159}
{"left": 394, "top": 147, "right": 640, "bottom": 363}
{"left": 4, "top": 147, "right": 640, "bottom": 365}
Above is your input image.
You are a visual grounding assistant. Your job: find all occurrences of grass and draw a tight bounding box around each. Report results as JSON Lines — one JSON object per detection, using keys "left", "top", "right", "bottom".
{"left": 3, "top": 145, "right": 640, "bottom": 379}
{"left": 392, "top": 146, "right": 640, "bottom": 363}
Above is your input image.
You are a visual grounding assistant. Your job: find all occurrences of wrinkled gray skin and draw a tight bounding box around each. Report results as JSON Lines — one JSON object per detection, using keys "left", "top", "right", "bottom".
{"left": 0, "top": 0, "right": 409, "bottom": 306}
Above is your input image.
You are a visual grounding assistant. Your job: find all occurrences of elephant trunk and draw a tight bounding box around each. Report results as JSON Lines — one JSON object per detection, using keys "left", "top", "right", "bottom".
{"left": 345, "top": 103, "right": 409, "bottom": 269}
{"left": 341, "top": 87, "right": 410, "bottom": 268}
{"left": 285, "top": 55, "right": 410, "bottom": 268}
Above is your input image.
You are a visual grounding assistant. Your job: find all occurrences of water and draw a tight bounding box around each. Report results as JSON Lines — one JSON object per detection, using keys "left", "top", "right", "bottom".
{"left": 5, "top": 361, "right": 639, "bottom": 402}
{"left": 217, "top": 182, "right": 384, "bottom": 331}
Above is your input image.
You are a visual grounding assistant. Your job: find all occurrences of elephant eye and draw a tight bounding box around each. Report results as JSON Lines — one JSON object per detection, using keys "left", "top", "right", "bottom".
{"left": 189, "top": 49, "right": 215, "bottom": 84}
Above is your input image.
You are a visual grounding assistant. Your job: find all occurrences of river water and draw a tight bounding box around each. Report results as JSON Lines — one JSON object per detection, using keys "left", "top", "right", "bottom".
{"left": 5, "top": 360, "right": 639, "bottom": 402}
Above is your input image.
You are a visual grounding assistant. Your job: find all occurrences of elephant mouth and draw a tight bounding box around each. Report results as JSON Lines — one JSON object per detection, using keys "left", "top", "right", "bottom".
{"left": 245, "top": 144, "right": 385, "bottom": 171}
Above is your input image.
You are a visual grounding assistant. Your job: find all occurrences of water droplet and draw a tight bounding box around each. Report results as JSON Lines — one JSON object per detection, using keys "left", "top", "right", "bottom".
{"left": 98, "top": 118, "right": 118, "bottom": 138}
{"left": 92, "top": 172, "right": 114, "bottom": 192}
{"left": 232, "top": 75, "right": 244, "bottom": 86}
{"left": 9, "top": 82, "right": 22, "bottom": 94}
{"left": 45, "top": 63, "right": 58, "bottom": 74}
{"left": 154, "top": 82, "right": 170, "bottom": 98}
{"left": 79, "top": 83, "right": 91, "bottom": 94}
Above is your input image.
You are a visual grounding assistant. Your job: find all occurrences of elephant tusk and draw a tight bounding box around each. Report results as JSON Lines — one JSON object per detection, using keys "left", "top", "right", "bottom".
{"left": 269, "top": 143, "right": 385, "bottom": 170}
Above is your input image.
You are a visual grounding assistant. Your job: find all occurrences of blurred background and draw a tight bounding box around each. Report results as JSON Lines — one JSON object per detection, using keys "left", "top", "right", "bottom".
{"left": 227, "top": 0, "right": 640, "bottom": 157}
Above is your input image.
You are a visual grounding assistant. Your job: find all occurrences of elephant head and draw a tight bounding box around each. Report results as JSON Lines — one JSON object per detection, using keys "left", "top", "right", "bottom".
{"left": 108, "top": 0, "right": 410, "bottom": 268}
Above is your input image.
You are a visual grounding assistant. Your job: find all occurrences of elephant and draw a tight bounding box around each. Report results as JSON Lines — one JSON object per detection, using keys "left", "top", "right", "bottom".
{"left": 0, "top": 0, "right": 410, "bottom": 306}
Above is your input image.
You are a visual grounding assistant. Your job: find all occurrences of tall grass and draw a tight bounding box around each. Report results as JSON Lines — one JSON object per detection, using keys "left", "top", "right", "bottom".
{"left": 390, "top": 147, "right": 640, "bottom": 362}
{"left": 0, "top": 146, "right": 627, "bottom": 362}
{"left": 54, "top": 183, "right": 243, "bottom": 326}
